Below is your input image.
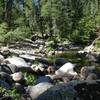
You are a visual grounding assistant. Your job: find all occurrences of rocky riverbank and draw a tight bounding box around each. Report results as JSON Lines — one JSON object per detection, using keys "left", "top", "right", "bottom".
{"left": 0, "top": 39, "right": 100, "bottom": 100}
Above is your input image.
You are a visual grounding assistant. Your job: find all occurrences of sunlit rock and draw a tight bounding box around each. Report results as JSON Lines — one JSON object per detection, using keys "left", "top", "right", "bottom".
{"left": 55, "top": 62, "right": 77, "bottom": 77}
{"left": 11, "top": 72, "right": 23, "bottom": 82}
{"left": 5, "top": 57, "right": 29, "bottom": 68}
{"left": 26, "top": 82, "right": 53, "bottom": 100}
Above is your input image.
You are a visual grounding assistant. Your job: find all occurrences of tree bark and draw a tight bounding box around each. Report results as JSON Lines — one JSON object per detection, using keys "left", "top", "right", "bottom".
{"left": 4, "top": 0, "right": 13, "bottom": 27}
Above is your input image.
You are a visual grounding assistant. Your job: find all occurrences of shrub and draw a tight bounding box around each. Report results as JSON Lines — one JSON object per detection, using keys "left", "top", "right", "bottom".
{"left": 0, "top": 87, "right": 20, "bottom": 100}
{"left": 0, "top": 23, "right": 32, "bottom": 44}
{"left": 69, "top": 15, "right": 97, "bottom": 45}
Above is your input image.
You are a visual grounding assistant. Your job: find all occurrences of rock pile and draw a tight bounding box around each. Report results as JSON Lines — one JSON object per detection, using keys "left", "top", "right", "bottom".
{"left": 0, "top": 47, "right": 100, "bottom": 100}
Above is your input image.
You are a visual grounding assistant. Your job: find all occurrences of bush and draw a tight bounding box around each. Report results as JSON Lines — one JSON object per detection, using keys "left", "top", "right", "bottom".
{"left": 4, "top": 26, "right": 31, "bottom": 43}
{"left": 0, "top": 23, "right": 32, "bottom": 44}
{"left": 0, "top": 87, "right": 20, "bottom": 100}
{"left": 69, "top": 15, "right": 97, "bottom": 45}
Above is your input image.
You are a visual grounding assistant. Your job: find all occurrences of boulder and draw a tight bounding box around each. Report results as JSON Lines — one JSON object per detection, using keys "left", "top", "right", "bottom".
{"left": 35, "top": 80, "right": 100, "bottom": 100}
{"left": 26, "top": 82, "right": 53, "bottom": 100}
{"left": 7, "top": 64, "right": 19, "bottom": 73}
{"left": 35, "top": 76, "right": 53, "bottom": 84}
{"left": 5, "top": 57, "right": 29, "bottom": 68}
{"left": 55, "top": 62, "right": 77, "bottom": 77}
{"left": 0, "top": 64, "right": 12, "bottom": 74}
{"left": 19, "top": 54, "right": 35, "bottom": 62}
{"left": 0, "top": 79, "right": 11, "bottom": 89}
{"left": 54, "top": 58, "right": 68, "bottom": 69}
{"left": 15, "top": 83, "right": 25, "bottom": 94}
{"left": 35, "top": 80, "right": 78, "bottom": 100}
{"left": 86, "top": 73, "right": 97, "bottom": 80}
{"left": 46, "top": 66, "right": 55, "bottom": 75}
{"left": 74, "top": 80, "right": 100, "bottom": 100}
{"left": 31, "top": 63, "right": 48, "bottom": 75}
{"left": 80, "top": 66, "right": 97, "bottom": 80}
{"left": 11, "top": 72, "right": 24, "bottom": 82}
{"left": 0, "top": 72, "right": 13, "bottom": 85}
{"left": 0, "top": 47, "right": 10, "bottom": 58}
{"left": 0, "top": 54, "right": 4, "bottom": 61}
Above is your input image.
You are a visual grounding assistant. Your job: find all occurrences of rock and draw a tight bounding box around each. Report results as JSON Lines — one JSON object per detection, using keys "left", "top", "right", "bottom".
{"left": 0, "top": 64, "right": 12, "bottom": 74}
{"left": 80, "top": 67, "right": 89, "bottom": 80}
{"left": 35, "top": 76, "right": 53, "bottom": 84}
{"left": 35, "top": 80, "right": 78, "bottom": 100}
{"left": 46, "top": 66, "right": 55, "bottom": 75}
{"left": 74, "top": 80, "right": 100, "bottom": 100}
{"left": 15, "top": 83, "right": 25, "bottom": 94}
{"left": 19, "top": 54, "right": 35, "bottom": 61}
{"left": 62, "top": 75, "right": 75, "bottom": 83}
{"left": 11, "top": 72, "right": 24, "bottom": 82}
{"left": 80, "top": 66, "right": 96, "bottom": 80}
{"left": 54, "top": 58, "right": 68, "bottom": 69}
{"left": 20, "top": 94, "right": 32, "bottom": 100}
{"left": 84, "top": 45, "right": 93, "bottom": 53}
{"left": 35, "top": 80, "right": 100, "bottom": 100}
{"left": 86, "top": 73, "right": 97, "bottom": 80}
{"left": 7, "top": 64, "right": 19, "bottom": 73}
{"left": 0, "top": 79, "right": 11, "bottom": 89}
{"left": 31, "top": 63, "right": 47, "bottom": 75}
{"left": 5, "top": 57, "right": 29, "bottom": 68}
{"left": 0, "top": 47, "right": 10, "bottom": 58}
{"left": 0, "top": 54, "right": 4, "bottom": 61}
{"left": 45, "top": 74, "right": 61, "bottom": 80}
{"left": 55, "top": 62, "right": 77, "bottom": 77}
{"left": 86, "top": 53, "right": 97, "bottom": 62}
{"left": 0, "top": 72, "right": 13, "bottom": 85}
{"left": 27, "top": 82, "right": 53, "bottom": 100}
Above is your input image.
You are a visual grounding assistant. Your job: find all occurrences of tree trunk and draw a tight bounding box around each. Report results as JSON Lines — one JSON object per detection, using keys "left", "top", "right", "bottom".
{"left": 4, "top": 0, "right": 13, "bottom": 27}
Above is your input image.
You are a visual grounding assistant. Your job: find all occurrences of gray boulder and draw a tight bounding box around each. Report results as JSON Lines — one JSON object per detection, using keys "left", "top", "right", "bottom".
{"left": 36, "top": 80, "right": 78, "bottom": 100}
{"left": 26, "top": 82, "right": 53, "bottom": 100}
{"left": 35, "top": 76, "right": 53, "bottom": 85}
{"left": 0, "top": 72, "right": 13, "bottom": 85}
{"left": 5, "top": 57, "right": 29, "bottom": 68}
{"left": 0, "top": 54, "right": 4, "bottom": 61}
{"left": 19, "top": 54, "right": 35, "bottom": 61}
{"left": 7, "top": 64, "right": 19, "bottom": 73}
{"left": 86, "top": 73, "right": 97, "bottom": 80}
{"left": 0, "top": 64, "right": 12, "bottom": 74}
{"left": 15, "top": 83, "right": 25, "bottom": 94}
{"left": 54, "top": 58, "right": 68, "bottom": 69}
{"left": 0, "top": 47, "right": 10, "bottom": 58}
{"left": 80, "top": 66, "right": 97, "bottom": 80}
{"left": 35, "top": 80, "right": 100, "bottom": 100}
{"left": 0, "top": 79, "right": 11, "bottom": 89}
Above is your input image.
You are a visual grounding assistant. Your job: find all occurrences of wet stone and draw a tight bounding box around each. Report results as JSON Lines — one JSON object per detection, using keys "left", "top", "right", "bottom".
{"left": 35, "top": 76, "right": 53, "bottom": 85}
{"left": 0, "top": 79, "right": 11, "bottom": 89}
{"left": 0, "top": 72, "right": 13, "bottom": 85}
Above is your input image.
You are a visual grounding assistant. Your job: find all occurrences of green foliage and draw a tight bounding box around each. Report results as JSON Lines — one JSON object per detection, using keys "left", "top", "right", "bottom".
{"left": 93, "top": 38, "right": 100, "bottom": 52}
{"left": 0, "top": 23, "right": 8, "bottom": 35}
{"left": 69, "top": 15, "right": 97, "bottom": 45}
{"left": 24, "top": 72, "right": 37, "bottom": 85}
{"left": 0, "top": 23, "right": 32, "bottom": 44}
{"left": 0, "top": 0, "right": 100, "bottom": 45}
{"left": 0, "top": 87, "right": 21, "bottom": 100}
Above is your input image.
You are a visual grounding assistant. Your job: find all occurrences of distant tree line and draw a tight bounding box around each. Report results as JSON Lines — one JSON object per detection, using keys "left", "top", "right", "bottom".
{"left": 0, "top": 0, "right": 100, "bottom": 44}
